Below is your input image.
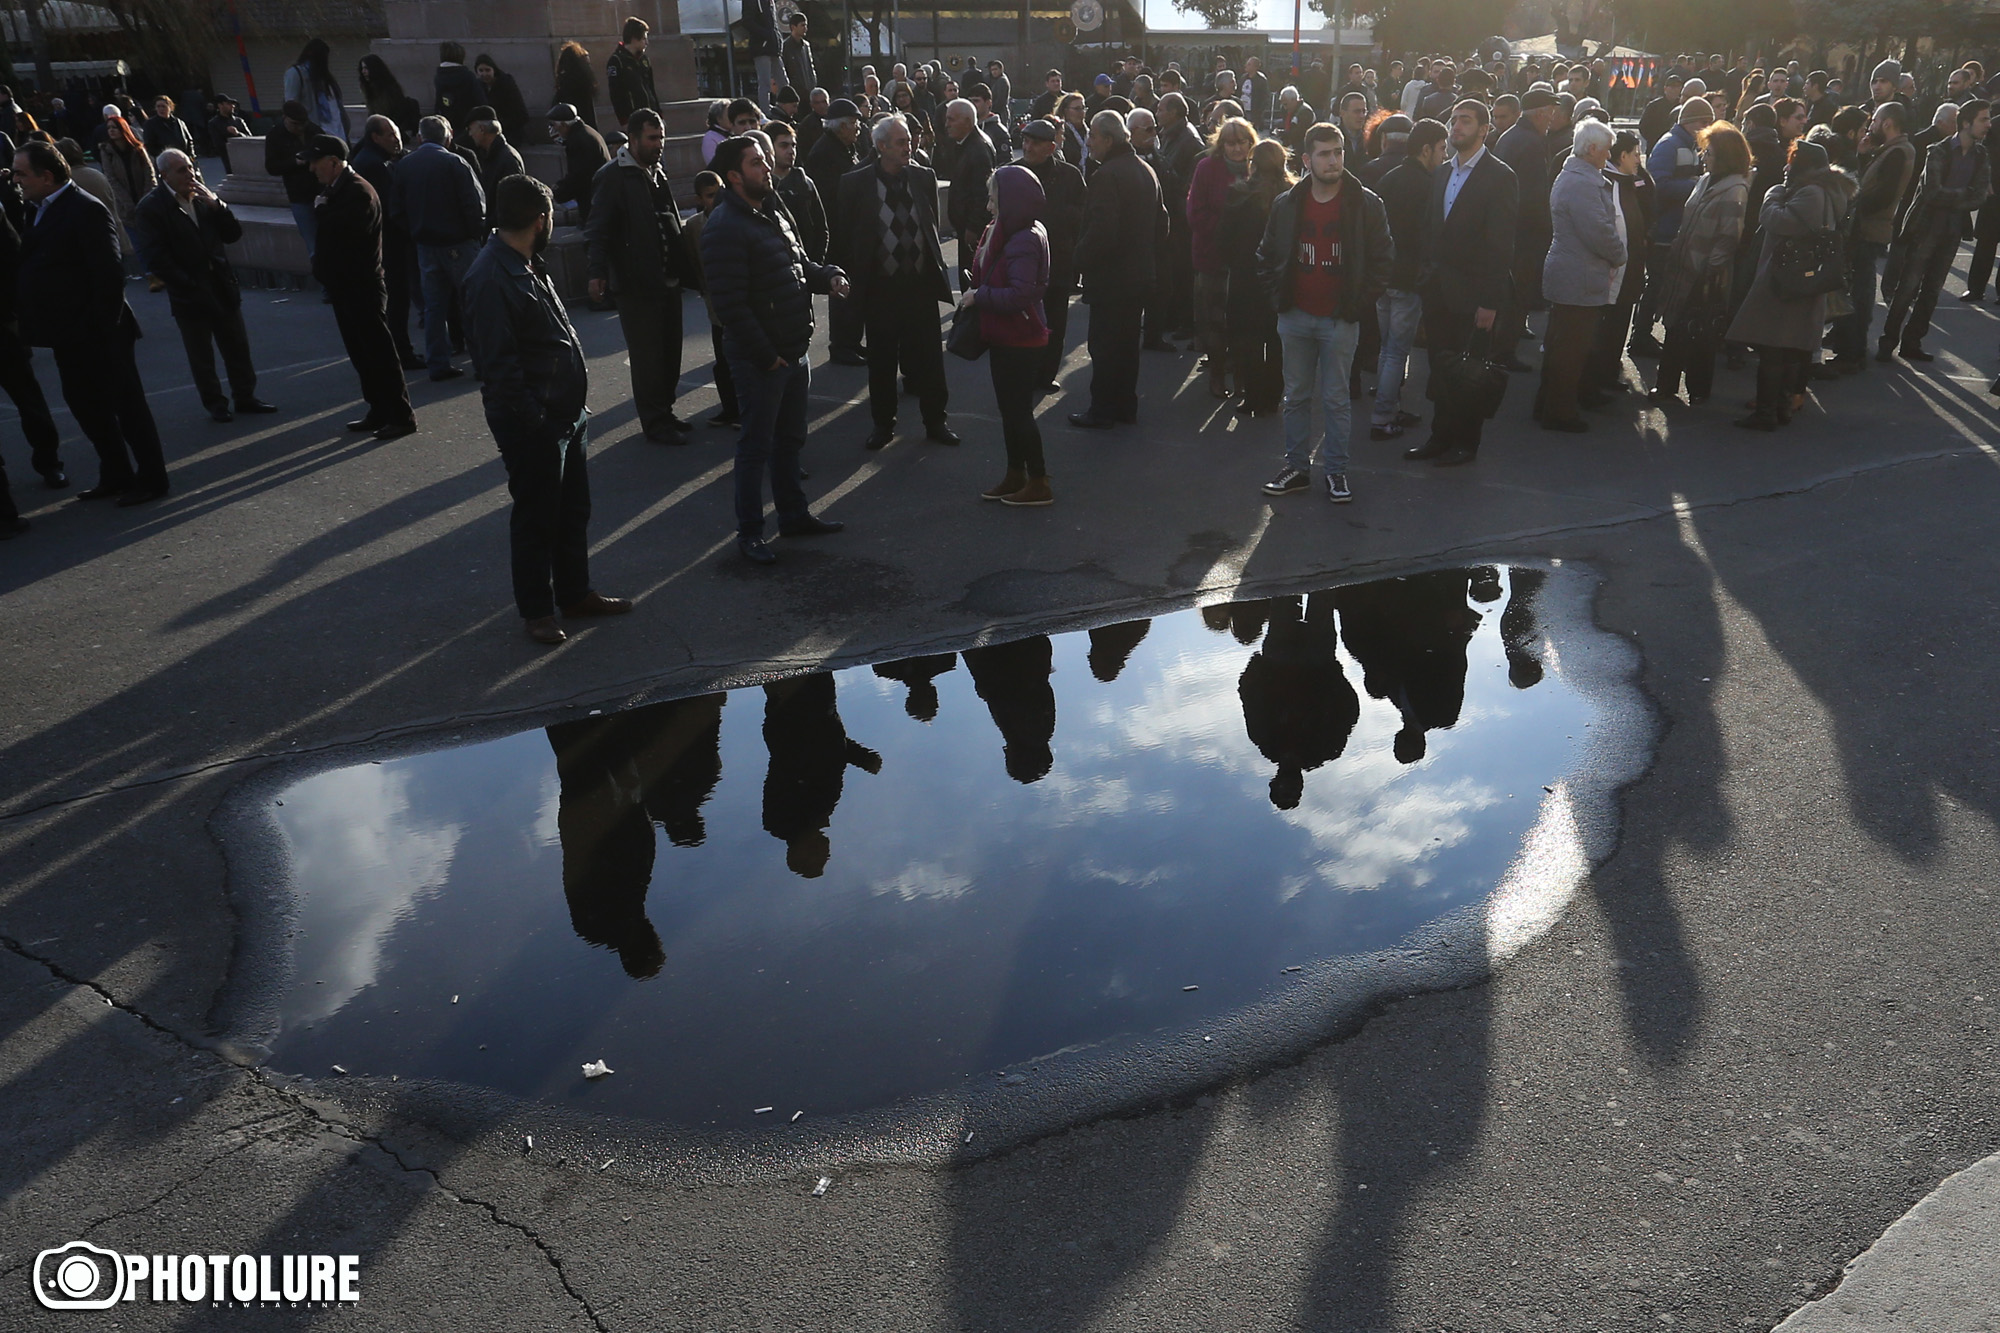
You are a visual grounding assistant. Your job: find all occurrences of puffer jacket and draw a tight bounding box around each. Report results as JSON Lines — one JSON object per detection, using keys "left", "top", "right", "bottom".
{"left": 1543, "top": 153, "right": 1626, "bottom": 306}
{"left": 699, "top": 185, "right": 844, "bottom": 368}
{"left": 971, "top": 165, "right": 1050, "bottom": 347}
{"left": 1645, "top": 121, "right": 1703, "bottom": 242}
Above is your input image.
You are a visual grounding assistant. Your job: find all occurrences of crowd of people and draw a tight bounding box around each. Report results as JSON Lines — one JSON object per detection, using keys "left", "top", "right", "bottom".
{"left": 4, "top": 26, "right": 1997, "bottom": 654}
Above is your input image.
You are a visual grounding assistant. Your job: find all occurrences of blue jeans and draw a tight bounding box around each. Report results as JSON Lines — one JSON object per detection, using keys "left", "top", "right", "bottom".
{"left": 1277, "top": 308, "right": 1360, "bottom": 474}
{"left": 417, "top": 242, "right": 475, "bottom": 373}
{"left": 1372, "top": 289, "right": 1423, "bottom": 427}
{"left": 289, "top": 202, "right": 318, "bottom": 260}
{"left": 728, "top": 351, "right": 811, "bottom": 537}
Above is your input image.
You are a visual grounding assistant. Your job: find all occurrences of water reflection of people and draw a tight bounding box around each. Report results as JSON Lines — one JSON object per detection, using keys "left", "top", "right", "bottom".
{"left": 963, "top": 636, "right": 1057, "bottom": 784}
{"left": 1200, "top": 598, "right": 1271, "bottom": 646}
{"left": 1237, "top": 594, "right": 1359, "bottom": 808}
{"left": 1086, "top": 619, "right": 1150, "bottom": 682}
{"left": 762, "top": 673, "right": 881, "bottom": 878}
{"left": 545, "top": 694, "right": 726, "bottom": 978}
{"left": 872, "top": 653, "right": 957, "bottom": 721}
{"left": 1335, "top": 571, "right": 1479, "bottom": 764}
{"left": 1500, "top": 566, "right": 1547, "bottom": 688}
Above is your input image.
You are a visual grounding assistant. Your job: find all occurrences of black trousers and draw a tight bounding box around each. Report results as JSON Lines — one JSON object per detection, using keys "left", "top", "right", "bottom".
{"left": 1086, "top": 296, "right": 1144, "bottom": 421}
{"left": 1422, "top": 307, "right": 1487, "bottom": 453}
{"left": 384, "top": 226, "right": 419, "bottom": 360}
{"left": 53, "top": 334, "right": 166, "bottom": 492}
{"left": 1492, "top": 238, "right": 1545, "bottom": 362}
{"left": 1655, "top": 321, "right": 1718, "bottom": 399}
{"left": 175, "top": 301, "right": 257, "bottom": 409}
{"left": 498, "top": 418, "right": 592, "bottom": 620}
{"left": 1967, "top": 201, "right": 2000, "bottom": 296}
{"left": 1584, "top": 299, "right": 1635, "bottom": 391}
{"left": 0, "top": 334, "right": 61, "bottom": 477}
{"left": 1040, "top": 283, "right": 1074, "bottom": 388}
{"left": 829, "top": 287, "right": 865, "bottom": 358}
{"left": 990, "top": 344, "right": 1045, "bottom": 477}
{"left": 617, "top": 288, "right": 684, "bottom": 436}
{"left": 863, "top": 281, "right": 948, "bottom": 430}
{"left": 331, "top": 285, "right": 413, "bottom": 428}
{"left": 1882, "top": 224, "right": 1959, "bottom": 349}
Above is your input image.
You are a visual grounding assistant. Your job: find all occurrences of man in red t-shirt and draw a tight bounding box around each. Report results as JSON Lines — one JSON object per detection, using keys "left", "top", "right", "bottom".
{"left": 1255, "top": 120, "right": 1392, "bottom": 504}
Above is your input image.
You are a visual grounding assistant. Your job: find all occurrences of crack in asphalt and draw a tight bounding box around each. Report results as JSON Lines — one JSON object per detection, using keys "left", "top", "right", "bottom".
{"left": 0, "top": 932, "right": 609, "bottom": 1332}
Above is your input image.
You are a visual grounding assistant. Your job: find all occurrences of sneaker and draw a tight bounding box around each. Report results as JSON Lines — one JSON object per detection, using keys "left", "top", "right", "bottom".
{"left": 1262, "top": 467, "right": 1310, "bottom": 496}
{"left": 1325, "top": 472, "right": 1353, "bottom": 504}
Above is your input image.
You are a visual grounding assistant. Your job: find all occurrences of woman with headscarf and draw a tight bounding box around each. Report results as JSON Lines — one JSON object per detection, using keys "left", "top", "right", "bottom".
{"left": 1649, "top": 122, "right": 1748, "bottom": 406}
{"left": 1724, "top": 138, "right": 1855, "bottom": 429}
{"left": 474, "top": 53, "right": 531, "bottom": 141}
{"left": 1536, "top": 119, "right": 1626, "bottom": 431}
{"left": 1220, "top": 137, "right": 1292, "bottom": 416}
{"left": 556, "top": 42, "right": 600, "bottom": 134}
{"left": 1188, "top": 115, "right": 1255, "bottom": 398}
{"left": 284, "top": 37, "right": 345, "bottom": 141}
{"left": 357, "top": 55, "right": 420, "bottom": 140}
{"left": 961, "top": 164, "right": 1053, "bottom": 506}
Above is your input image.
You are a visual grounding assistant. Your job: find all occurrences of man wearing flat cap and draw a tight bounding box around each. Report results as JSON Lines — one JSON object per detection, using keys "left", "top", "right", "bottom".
{"left": 304, "top": 134, "right": 416, "bottom": 440}
{"left": 805, "top": 97, "right": 867, "bottom": 362}
{"left": 1491, "top": 85, "right": 1558, "bottom": 371}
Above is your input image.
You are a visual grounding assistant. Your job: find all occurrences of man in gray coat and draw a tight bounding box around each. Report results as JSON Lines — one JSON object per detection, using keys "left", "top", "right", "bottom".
{"left": 390, "top": 116, "right": 486, "bottom": 380}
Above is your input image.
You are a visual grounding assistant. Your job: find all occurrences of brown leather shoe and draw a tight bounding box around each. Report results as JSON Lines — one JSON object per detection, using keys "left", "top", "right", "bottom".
{"left": 525, "top": 616, "right": 568, "bottom": 645}
{"left": 981, "top": 468, "right": 1026, "bottom": 500}
{"left": 560, "top": 592, "right": 632, "bottom": 618}
{"left": 999, "top": 475, "right": 1053, "bottom": 506}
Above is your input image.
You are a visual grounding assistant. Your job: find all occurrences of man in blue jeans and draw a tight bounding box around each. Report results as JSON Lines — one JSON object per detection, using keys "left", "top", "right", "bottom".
{"left": 1255, "top": 121, "right": 1393, "bottom": 504}
{"left": 389, "top": 116, "right": 486, "bottom": 381}
{"left": 700, "top": 136, "right": 850, "bottom": 565}
{"left": 1370, "top": 117, "right": 1447, "bottom": 439}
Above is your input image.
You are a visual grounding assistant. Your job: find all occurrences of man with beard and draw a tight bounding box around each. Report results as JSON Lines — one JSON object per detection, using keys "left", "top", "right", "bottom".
{"left": 587, "top": 107, "right": 694, "bottom": 442}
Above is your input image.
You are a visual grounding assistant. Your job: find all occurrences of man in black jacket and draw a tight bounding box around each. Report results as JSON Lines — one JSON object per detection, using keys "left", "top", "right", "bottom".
{"left": 805, "top": 99, "right": 866, "bottom": 363}
{"left": 1068, "top": 110, "right": 1164, "bottom": 429}
{"left": 131, "top": 150, "right": 278, "bottom": 424}
{"left": 1254, "top": 122, "right": 1394, "bottom": 504}
{"left": 464, "top": 174, "right": 629, "bottom": 646}
{"left": 1369, "top": 117, "right": 1446, "bottom": 441}
{"left": 352, "top": 115, "right": 426, "bottom": 369}
{"left": 1020, "top": 118, "right": 1084, "bottom": 392}
{"left": 606, "top": 18, "right": 660, "bottom": 128}
{"left": 834, "top": 115, "right": 957, "bottom": 450}
{"left": 586, "top": 107, "right": 692, "bottom": 443}
{"left": 1154, "top": 92, "right": 1202, "bottom": 339}
{"left": 13, "top": 141, "right": 167, "bottom": 505}
{"left": 1407, "top": 99, "right": 1517, "bottom": 467}
{"left": 1491, "top": 86, "right": 1557, "bottom": 371}
{"left": 0, "top": 200, "right": 63, "bottom": 513}
{"left": 782, "top": 13, "right": 815, "bottom": 101}
{"left": 941, "top": 98, "right": 994, "bottom": 285}
{"left": 264, "top": 101, "right": 323, "bottom": 256}
{"left": 548, "top": 104, "right": 611, "bottom": 224}
{"left": 391, "top": 117, "right": 486, "bottom": 381}
{"left": 467, "top": 110, "right": 526, "bottom": 227}
{"left": 305, "top": 135, "right": 416, "bottom": 440}
{"left": 743, "top": 0, "right": 782, "bottom": 113}
{"left": 433, "top": 41, "right": 486, "bottom": 134}
{"left": 700, "top": 136, "right": 849, "bottom": 565}
{"left": 769, "top": 119, "right": 827, "bottom": 261}
{"left": 209, "top": 94, "right": 251, "bottom": 150}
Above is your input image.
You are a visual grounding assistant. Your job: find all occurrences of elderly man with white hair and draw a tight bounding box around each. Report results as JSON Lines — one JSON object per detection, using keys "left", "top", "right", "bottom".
{"left": 1536, "top": 119, "right": 1624, "bottom": 431}
{"left": 128, "top": 147, "right": 277, "bottom": 422}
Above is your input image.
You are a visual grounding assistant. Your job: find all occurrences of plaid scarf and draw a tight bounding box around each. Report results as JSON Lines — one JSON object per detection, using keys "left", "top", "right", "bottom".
{"left": 876, "top": 169, "right": 919, "bottom": 276}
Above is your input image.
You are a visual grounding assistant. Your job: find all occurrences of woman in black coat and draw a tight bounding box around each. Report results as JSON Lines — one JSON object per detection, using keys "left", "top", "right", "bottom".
{"left": 475, "top": 54, "right": 531, "bottom": 142}
{"left": 357, "top": 55, "right": 420, "bottom": 141}
{"left": 556, "top": 42, "right": 600, "bottom": 133}
{"left": 1219, "top": 139, "right": 1291, "bottom": 416}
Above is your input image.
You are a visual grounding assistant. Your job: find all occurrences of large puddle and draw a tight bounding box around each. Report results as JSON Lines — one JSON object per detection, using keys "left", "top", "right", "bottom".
{"left": 237, "top": 565, "right": 1644, "bottom": 1138}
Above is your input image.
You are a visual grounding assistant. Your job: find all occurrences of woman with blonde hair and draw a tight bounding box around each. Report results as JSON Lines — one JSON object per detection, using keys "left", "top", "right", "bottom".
{"left": 1187, "top": 115, "right": 1257, "bottom": 397}
{"left": 1221, "top": 137, "right": 1293, "bottom": 415}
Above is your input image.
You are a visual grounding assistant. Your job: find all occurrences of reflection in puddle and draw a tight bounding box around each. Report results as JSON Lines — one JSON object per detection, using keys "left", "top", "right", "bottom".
{"left": 262, "top": 566, "right": 1600, "bottom": 1127}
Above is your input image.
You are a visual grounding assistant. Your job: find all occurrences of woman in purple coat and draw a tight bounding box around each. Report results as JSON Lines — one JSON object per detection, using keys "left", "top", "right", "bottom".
{"left": 962, "top": 164, "right": 1053, "bottom": 506}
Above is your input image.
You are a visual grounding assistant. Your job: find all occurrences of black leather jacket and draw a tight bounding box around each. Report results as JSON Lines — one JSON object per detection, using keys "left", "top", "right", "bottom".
{"left": 462, "top": 234, "right": 589, "bottom": 449}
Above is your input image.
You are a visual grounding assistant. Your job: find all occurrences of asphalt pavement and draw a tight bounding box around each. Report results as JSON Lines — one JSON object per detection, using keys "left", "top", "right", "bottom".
{"left": 3, "top": 262, "right": 1999, "bottom": 1331}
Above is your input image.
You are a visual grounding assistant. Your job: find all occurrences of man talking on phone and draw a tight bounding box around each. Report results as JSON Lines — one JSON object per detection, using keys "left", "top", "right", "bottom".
{"left": 131, "top": 149, "right": 279, "bottom": 423}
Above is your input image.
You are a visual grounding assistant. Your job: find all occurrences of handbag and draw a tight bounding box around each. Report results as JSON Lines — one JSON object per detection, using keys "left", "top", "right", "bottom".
{"left": 946, "top": 302, "right": 987, "bottom": 360}
{"left": 1426, "top": 325, "right": 1510, "bottom": 421}
{"left": 1770, "top": 228, "right": 1846, "bottom": 301}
